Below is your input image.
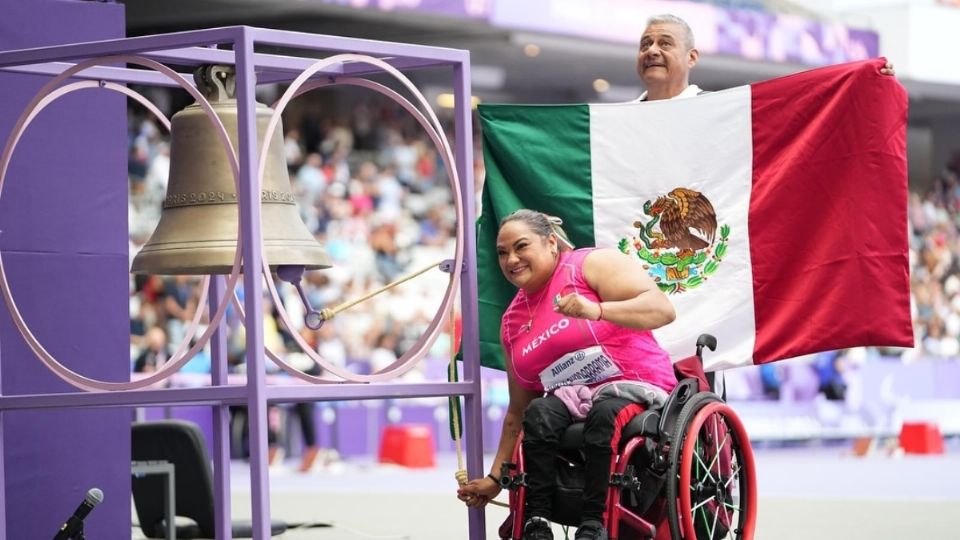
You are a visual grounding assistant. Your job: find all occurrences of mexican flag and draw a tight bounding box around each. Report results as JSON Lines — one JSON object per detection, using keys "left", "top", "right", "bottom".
{"left": 476, "top": 58, "right": 913, "bottom": 371}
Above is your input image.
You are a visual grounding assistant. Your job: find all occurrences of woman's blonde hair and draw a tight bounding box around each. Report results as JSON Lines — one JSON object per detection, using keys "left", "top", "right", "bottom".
{"left": 499, "top": 209, "right": 575, "bottom": 252}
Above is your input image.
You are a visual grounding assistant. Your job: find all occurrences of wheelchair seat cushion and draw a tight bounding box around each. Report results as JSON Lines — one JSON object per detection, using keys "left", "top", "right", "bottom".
{"left": 559, "top": 408, "right": 661, "bottom": 453}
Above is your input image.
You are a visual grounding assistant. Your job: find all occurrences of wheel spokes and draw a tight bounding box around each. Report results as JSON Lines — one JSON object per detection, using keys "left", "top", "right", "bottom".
{"left": 692, "top": 493, "right": 717, "bottom": 513}
{"left": 698, "top": 412, "right": 744, "bottom": 539}
{"left": 697, "top": 504, "right": 712, "bottom": 536}
{"left": 724, "top": 463, "right": 742, "bottom": 489}
{"left": 704, "top": 417, "right": 730, "bottom": 479}
{"left": 673, "top": 401, "right": 757, "bottom": 540}
{"left": 710, "top": 496, "right": 720, "bottom": 539}
{"left": 693, "top": 437, "right": 717, "bottom": 483}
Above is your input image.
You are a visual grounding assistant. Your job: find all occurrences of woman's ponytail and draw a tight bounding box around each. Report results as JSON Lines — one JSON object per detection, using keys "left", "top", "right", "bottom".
{"left": 544, "top": 215, "right": 575, "bottom": 252}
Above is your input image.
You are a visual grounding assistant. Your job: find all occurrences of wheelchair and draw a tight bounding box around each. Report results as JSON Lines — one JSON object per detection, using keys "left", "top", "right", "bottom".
{"left": 497, "top": 335, "right": 757, "bottom": 540}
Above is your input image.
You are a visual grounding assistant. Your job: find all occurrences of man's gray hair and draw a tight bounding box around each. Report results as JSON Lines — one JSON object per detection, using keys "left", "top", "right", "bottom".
{"left": 645, "top": 14, "right": 695, "bottom": 50}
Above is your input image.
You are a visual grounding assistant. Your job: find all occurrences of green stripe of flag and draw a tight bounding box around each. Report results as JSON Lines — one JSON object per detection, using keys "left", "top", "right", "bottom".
{"left": 476, "top": 103, "right": 594, "bottom": 370}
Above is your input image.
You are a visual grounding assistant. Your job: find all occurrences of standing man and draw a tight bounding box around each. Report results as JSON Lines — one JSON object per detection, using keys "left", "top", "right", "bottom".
{"left": 634, "top": 14, "right": 702, "bottom": 101}
{"left": 635, "top": 14, "right": 895, "bottom": 102}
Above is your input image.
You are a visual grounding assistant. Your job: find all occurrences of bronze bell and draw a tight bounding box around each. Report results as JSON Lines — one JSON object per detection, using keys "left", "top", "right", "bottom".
{"left": 131, "top": 65, "right": 332, "bottom": 275}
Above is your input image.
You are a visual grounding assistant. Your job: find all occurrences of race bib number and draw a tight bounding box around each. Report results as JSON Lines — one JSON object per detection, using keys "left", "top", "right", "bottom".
{"left": 539, "top": 345, "right": 622, "bottom": 392}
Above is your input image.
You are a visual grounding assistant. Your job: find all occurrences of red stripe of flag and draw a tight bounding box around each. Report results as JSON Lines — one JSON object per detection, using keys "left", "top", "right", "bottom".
{"left": 749, "top": 58, "right": 913, "bottom": 364}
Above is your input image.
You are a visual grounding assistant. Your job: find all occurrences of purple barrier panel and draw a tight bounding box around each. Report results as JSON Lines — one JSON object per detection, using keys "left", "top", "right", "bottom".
{"left": 932, "top": 362, "right": 960, "bottom": 399}
{"left": 860, "top": 360, "right": 938, "bottom": 403}
{"left": 142, "top": 406, "right": 215, "bottom": 455}
{"left": 282, "top": 405, "right": 304, "bottom": 455}
{"left": 142, "top": 406, "right": 167, "bottom": 422}
{"left": 483, "top": 404, "right": 505, "bottom": 454}
{"left": 424, "top": 400, "right": 459, "bottom": 454}
{"left": 422, "top": 356, "right": 451, "bottom": 382}
{"left": 429, "top": 400, "right": 487, "bottom": 457}
{"left": 780, "top": 363, "right": 820, "bottom": 403}
{"left": 333, "top": 402, "right": 385, "bottom": 459}
{"left": 0, "top": 2, "right": 127, "bottom": 536}
{"left": 723, "top": 365, "right": 767, "bottom": 402}
{"left": 482, "top": 370, "right": 509, "bottom": 454}
{"left": 316, "top": 404, "right": 336, "bottom": 453}
{"left": 392, "top": 403, "right": 433, "bottom": 426}
{"left": 392, "top": 402, "right": 453, "bottom": 452}
{"left": 277, "top": 403, "right": 304, "bottom": 456}
{"left": 728, "top": 400, "right": 821, "bottom": 440}
{"left": 178, "top": 407, "right": 215, "bottom": 452}
{"left": 434, "top": 416, "right": 454, "bottom": 454}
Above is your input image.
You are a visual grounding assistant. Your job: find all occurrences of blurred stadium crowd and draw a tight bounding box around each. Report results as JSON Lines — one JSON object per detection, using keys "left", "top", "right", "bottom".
{"left": 127, "top": 92, "right": 465, "bottom": 383}
{"left": 126, "top": 89, "right": 960, "bottom": 400}
{"left": 909, "top": 153, "right": 960, "bottom": 359}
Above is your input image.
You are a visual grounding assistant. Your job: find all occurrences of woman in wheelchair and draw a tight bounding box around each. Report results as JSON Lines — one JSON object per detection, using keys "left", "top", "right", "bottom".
{"left": 458, "top": 209, "right": 678, "bottom": 540}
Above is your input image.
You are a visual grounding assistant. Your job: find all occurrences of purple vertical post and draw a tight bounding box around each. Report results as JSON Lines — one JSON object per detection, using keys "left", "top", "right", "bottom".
{"left": 0, "top": 412, "right": 5, "bottom": 540}
{"left": 234, "top": 28, "right": 272, "bottom": 539}
{"left": 208, "top": 275, "right": 232, "bottom": 539}
{"left": 453, "top": 57, "right": 485, "bottom": 540}
{"left": 0, "top": 254, "right": 4, "bottom": 540}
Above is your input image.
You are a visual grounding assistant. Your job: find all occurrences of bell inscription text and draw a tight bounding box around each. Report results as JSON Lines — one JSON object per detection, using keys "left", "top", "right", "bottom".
{"left": 164, "top": 189, "right": 295, "bottom": 208}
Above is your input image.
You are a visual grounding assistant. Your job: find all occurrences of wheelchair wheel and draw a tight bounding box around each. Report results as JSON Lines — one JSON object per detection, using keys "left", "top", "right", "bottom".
{"left": 666, "top": 393, "right": 757, "bottom": 539}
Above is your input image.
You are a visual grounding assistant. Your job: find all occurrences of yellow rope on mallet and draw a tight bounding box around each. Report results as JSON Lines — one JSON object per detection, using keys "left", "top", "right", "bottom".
{"left": 450, "top": 337, "right": 509, "bottom": 509}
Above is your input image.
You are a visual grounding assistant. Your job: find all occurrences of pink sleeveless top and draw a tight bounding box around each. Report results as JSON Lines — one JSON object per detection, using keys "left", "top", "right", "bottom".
{"left": 502, "top": 249, "right": 677, "bottom": 394}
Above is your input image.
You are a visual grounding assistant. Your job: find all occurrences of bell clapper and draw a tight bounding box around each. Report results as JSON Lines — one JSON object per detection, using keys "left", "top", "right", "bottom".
{"left": 276, "top": 265, "right": 325, "bottom": 330}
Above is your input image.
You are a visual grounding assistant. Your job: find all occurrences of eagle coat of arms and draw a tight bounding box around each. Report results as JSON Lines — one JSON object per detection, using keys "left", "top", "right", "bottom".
{"left": 618, "top": 187, "right": 731, "bottom": 294}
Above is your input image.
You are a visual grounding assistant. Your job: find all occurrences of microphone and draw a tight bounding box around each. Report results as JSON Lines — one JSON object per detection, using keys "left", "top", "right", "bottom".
{"left": 52, "top": 488, "right": 103, "bottom": 540}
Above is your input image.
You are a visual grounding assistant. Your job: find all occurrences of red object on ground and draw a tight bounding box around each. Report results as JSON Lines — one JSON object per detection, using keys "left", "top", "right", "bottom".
{"left": 899, "top": 422, "right": 945, "bottom": 455}
{"left": 379, "top": 424, "right": 436, "bottom": 468}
